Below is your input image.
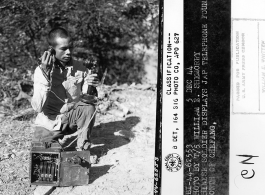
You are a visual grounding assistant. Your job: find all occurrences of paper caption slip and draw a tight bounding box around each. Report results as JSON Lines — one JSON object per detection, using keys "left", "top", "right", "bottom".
{"left": 232, "top": 19, "right": 265, "bottom": 114}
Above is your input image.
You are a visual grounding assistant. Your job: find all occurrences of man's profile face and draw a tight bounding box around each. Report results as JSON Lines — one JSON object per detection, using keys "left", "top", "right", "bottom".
{"left": 53, "top": 37, "right": 73, "bottom": 64}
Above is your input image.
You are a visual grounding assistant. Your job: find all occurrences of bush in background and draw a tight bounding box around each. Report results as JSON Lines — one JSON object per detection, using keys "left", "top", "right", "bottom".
{"left": 0, "top": 0, "right": 159, "bottom": 84}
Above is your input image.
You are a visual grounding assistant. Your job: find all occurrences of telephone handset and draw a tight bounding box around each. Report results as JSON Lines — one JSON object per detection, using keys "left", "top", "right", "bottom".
{"left": 38, "top": 46, "right": 56, "bottom": 82}
{"left": 38, "top": 46, "right": 55, "bottom": 63}
{"left": 48, "top": 46, "right": 56, "bottom": 56}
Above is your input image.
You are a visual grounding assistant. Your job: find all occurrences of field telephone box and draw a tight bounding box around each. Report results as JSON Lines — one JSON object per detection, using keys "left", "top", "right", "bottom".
{"left": 29, "top": 142, "right": 90, "bottom": 186}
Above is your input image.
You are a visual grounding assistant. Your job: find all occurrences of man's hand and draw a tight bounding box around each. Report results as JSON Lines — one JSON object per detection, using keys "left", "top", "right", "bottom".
{"left": 40, "top": 51, "right": 55, "bottom": 76}
{"left": 84, "top": 74, "right": 99, "bottom": 87}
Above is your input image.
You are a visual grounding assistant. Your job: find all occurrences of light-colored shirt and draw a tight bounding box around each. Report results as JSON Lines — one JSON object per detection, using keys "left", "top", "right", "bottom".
{"left": 31, "top": 59, "right": 89, "bottom": 131}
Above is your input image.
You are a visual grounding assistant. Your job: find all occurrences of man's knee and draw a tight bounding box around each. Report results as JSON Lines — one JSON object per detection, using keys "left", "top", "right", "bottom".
{"left": 75, "top": 104, "right": 96, "bottom": 126}
{"left": 76, "top": 103, "right": 95, "bottom": 116}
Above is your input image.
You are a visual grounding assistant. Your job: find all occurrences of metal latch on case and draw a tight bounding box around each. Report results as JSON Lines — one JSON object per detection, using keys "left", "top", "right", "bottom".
{"left": 66, "top": 155, "right": 81, "bottom": 165}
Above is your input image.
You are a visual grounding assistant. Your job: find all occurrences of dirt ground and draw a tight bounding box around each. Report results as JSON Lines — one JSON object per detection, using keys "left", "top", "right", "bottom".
{"left": 0, "top": 86, "right": 157, "bottom": 195}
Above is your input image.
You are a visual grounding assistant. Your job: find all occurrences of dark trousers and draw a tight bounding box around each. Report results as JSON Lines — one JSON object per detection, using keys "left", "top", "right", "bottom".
{"left": 61, "top": 101, "right": 96, "bottom": 148}
{"left": 33, "top": 101, "right": 96, "bottom": 149}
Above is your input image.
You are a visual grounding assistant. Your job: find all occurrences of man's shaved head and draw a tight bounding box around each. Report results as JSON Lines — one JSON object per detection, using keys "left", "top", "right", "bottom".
{"left": 47, "top": 27, "right": 71, "bottom": 47}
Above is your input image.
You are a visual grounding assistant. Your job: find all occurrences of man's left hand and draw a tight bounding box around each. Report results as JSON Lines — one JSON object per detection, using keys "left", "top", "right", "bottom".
{"left": 85, "top": 74, "right": 99, "bottom": 87}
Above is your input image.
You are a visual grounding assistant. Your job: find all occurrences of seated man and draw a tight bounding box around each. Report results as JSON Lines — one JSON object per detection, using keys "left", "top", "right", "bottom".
{"left": 31, "top": 27, "right": 98, "bottom": 151}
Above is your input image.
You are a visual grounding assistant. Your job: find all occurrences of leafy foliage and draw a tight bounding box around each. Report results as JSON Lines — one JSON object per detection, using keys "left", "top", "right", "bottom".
{"left": 0, "top": 0, "right": 159, "bottom": 84}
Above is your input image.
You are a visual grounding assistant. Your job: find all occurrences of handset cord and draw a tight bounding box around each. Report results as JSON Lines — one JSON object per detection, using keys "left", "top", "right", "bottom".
{"left": 38, "top": 64, "right": 107, "bottom": 149}
{"left": 62, "top": 69, "right": 108, "bottom": 149}
{"left": 39, "top": 64, "right": 66, "bottom": 104}
{"left": 61, "top": 69, "right": 107, "bottom": 149}
{"left": 62, "top": 104, "right": 98, "bottom": 149}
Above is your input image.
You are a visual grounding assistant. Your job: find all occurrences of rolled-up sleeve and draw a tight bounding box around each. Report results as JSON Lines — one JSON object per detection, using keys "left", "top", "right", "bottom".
{"left": 31, "top": 66, "right": 50, "bottom": 113}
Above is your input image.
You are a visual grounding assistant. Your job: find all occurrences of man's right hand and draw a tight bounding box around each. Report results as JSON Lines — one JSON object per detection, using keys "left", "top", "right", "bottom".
{"left": 40, "top": 51, "right": 54, "bottom": 76}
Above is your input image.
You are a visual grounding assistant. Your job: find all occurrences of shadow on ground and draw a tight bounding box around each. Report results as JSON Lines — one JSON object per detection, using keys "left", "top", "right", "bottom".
{"left": 89, "top": 165, "right": 113, "bottom": 184}
{"left": 90, "top": 116, "right": 140, "bottom": 156}
{"left": 86, "top": 116, "right": 140, "bottom": 183}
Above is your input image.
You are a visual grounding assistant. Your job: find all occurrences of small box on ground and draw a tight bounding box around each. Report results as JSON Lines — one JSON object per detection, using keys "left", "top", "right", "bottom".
{"left": 29, "top": 141, "right": 90, "bottom": 186}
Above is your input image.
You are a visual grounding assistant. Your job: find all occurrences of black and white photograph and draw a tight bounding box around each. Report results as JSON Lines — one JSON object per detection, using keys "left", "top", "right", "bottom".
{"left": 0, "top": 1, "right": 159, "bottom": 194}
{"left": 2, "top": 0, "right": 265, "bottom": 194}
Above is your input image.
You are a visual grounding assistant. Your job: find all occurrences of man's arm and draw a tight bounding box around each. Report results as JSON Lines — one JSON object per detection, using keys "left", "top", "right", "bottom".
{"left": 31, "top": 50, "right": 54, "bottom": 112}
{"left": 31, "top": 66, "right": 51, "bottom": 112}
